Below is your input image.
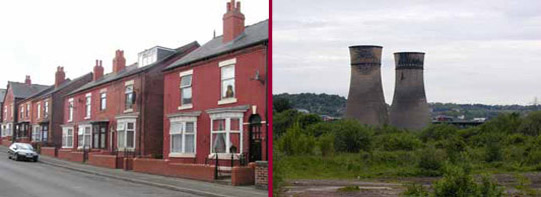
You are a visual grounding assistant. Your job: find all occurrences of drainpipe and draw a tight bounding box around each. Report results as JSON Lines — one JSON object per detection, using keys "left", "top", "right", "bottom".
{"left": 264, "top": 42, "right": 269, "bottom": 161}
{"left": 138, "top": 72, "right": 145, "bottom": 157}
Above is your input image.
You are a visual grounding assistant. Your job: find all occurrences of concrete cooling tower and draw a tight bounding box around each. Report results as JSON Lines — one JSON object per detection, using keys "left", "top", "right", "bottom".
{"left": 344, "top": 45, "right": 388, "bottom": 126}
{"left": 389, "top": 52, "right": 430, "bottom": 130}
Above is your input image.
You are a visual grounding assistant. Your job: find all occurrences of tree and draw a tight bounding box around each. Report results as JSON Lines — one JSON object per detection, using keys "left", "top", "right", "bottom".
{"left": 273, "top": 97, "right": 292, "bottom": 113}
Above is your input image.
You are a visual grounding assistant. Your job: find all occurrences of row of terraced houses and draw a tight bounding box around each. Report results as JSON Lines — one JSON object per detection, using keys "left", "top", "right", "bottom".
{"left": 0, "top": 0, "right": 268, "bottom": 187}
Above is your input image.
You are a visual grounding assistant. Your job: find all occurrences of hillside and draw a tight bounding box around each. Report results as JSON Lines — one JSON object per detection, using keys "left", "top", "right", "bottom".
{"left": 274, "top": 93, "right": 541, "bottom": 120}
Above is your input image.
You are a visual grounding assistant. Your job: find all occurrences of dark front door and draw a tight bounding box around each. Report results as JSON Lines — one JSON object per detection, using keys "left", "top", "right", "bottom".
{"left": 248, "top": 114, "right": 263, "bottom": 162}
{"left": 92, "top": 123, "right": 108, "bottom": 149}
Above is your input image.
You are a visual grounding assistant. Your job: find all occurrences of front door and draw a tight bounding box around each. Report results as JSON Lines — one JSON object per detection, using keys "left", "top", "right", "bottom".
{"left": 248, "top": 114, "right": 263, "bottom": 162}
{"left": 92, "top": 123, "right": 108, "bottom": 149}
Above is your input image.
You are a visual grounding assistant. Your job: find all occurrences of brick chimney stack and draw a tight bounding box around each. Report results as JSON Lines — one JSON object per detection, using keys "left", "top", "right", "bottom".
{"left": 223, "top": 0, "right": 245, "bottom": 43}
{"left": 55, "top": 66, "right": 66, "bottom": 88}
{"left": 112, "top": 50, "right": 126, "bottom": 73}
{"left": 25, "top": 75, "right": 31, "bottom": 85}
{"left": 93, "top": 60, "right": 104, "bottom": 81}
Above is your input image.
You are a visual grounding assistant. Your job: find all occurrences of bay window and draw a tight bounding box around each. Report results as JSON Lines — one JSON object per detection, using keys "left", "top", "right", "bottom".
{"left": 210, "top": 112, "right": 243, "bottom": 157}
{"left": 117, "top": 119, "right": 136, "bottom": 150}
{"left": 32, "top": 125, "right": 40, "bottom": 142}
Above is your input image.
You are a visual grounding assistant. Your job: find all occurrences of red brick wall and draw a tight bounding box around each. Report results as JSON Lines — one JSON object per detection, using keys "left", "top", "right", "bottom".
{"left": 57, "top": 149, "right": 72, "bottom": 161}
{"left": 133, "top": 158, "right": 215, "bottom": 182}
{"left": 255, "top": 161, "right": 268, "bottom": 188}
{"left": 87, "top": 154, "right": 119, "bottom": 169}
{"left": 163, "top": 44, "right": 268, "bottom": 164}
{"left": 3, "top": 88, "right": 14, "bottom": 123}
{"left": 41, "top": 147, "right": 57, "bottom": 157}
{"left": 2, "top": 139, "right": 12, "bottom": 147}
{"left": 231, "top": 166, "right": 255, "bottom": 186}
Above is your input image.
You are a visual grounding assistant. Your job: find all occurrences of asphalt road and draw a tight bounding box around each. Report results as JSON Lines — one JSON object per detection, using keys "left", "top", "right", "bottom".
{"left": 0, "top": 151, "right": 201, "bottom": 197}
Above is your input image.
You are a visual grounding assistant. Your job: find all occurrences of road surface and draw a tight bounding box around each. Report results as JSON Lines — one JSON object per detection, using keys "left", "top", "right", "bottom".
{"left": 0, "top": 151, "right": 200, "bottom": 197}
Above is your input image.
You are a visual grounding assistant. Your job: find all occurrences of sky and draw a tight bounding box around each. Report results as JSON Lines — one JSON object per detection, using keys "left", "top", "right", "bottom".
{"left": 0, "top": 0, "right": 268, "bottom": 90}
{"left": 273, "top": 0, "right": 541, "bottom": 105}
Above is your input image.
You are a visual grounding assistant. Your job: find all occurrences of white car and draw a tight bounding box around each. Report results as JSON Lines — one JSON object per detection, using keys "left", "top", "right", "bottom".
{"left": 8, "top": 143, "right": 39, "bottom": 162}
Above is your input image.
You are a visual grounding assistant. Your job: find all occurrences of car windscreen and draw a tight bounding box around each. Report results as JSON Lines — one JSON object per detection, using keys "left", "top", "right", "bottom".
{"left": 17, "top": 144, "right": 34, "bottom": 150}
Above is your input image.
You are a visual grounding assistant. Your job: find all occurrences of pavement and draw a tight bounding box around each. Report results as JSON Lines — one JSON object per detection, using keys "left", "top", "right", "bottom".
{"left": 0, "top": 146, "right": 266, "bottom": 197}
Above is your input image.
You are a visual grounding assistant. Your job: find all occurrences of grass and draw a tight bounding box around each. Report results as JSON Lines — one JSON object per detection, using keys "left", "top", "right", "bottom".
{"left": 336, "top": 185, "right": 361, "bottom": 192}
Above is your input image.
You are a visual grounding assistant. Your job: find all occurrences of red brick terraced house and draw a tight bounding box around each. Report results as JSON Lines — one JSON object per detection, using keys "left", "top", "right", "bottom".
{"left": 161, "top": 0, "right": 268, "bottom": 182}
{"left": 16, "top": 85, "right": 53, "bottom": 144}
{"left": 13, "top": 67, "right": 93, "bottom": 156}
{"left": 1, "top": 76, "right": 49, "bottom": 146}
{"left": 0, "top": 89, "right": 6, "bottom": 141}
{"left": 58, "top": 42, "right": 199, "bottom": 166}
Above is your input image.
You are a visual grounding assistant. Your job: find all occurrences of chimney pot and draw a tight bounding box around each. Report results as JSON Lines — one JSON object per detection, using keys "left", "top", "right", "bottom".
{"left": 93, "top": 59, "right": 104, "bottom": 81}
{"left": 112, "top": 50, "right": 126, "bottom": 73}
{"left": 25, "top": 75, "right": 31, "bottom": 85}
{"left": 222, "top": 0, "right": 245, "bottom": 43}
{"left": 55, "top": 66, "right": 66, "bottom": 88}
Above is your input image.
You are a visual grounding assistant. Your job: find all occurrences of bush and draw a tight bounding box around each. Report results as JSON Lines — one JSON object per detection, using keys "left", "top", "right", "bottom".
{"left": 518, "top": 111, "right": 541, "bottom": 136}
{"left": 479, "top": 174, "right": 504, "bottom": 197}
{"left": 297, "top": 113, "right": 322, "bottom": 129}
{"left": 433, "top": 164, "right": 479, "bottom": 196}
{"left": 420, "top": 124, "right": 458, "bottom": 142}
{"left": 306, "top": 122, "right": 334, "bottom": 137}
{"left": 273, "top": 109, "right": 301, "bottom": 138}
{"left": 318, "top": 133, "right": 335, "bottom": 157}
{"left": 333, "top": 119, "right": 373, "bottom": 152}
{"left": 417, "top": 147, "right": 445, "bottom": 176}
{"left": 444, "top": 136, "right": 468, "bottom": 163}
{"left": 485, "top": 141, "right": 503, "bottom": 162}
{"left": 377, "top": 132, "right": 423, "bottom": 151}
{"left": 402, "top": 183, "right": 429, "bottom": 196}
{"left": 278, "top": 123, "right": 316, "bottom": 155}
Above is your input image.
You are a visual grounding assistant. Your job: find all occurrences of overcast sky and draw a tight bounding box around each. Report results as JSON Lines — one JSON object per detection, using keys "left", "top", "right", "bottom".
{"left": 273, "top": 0, "right": 541, "bottom": 105}
{"left": 0, "top": 0, "right": 268, "bottom": 90}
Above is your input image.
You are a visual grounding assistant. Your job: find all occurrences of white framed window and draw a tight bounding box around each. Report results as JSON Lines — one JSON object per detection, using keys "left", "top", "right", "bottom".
{"left": 169, "top": 117, "right": 197, "bottom": 157}
{"left": 37, "top": 103, "right": 41, "bottom": 119}
{"left": 100, "top": 92, "right": 106, "bottom": 111}
{"left": 221, "top": 65, "right": 235, "bottom": 99}
{"left": 78, "top": 125, "right": 91, "bottom": 149}
{"left": 20, "top": 106, "right": 24, "bottom": 119}
{"left": 44, "top": 101, "right": 49, "bottom": 118}
{"left": 209, "top": 112, "right": 243, "bottom": 158}
{"left": 26, "top": 104, "right": 30, "bottom": 118}
{"left": 68, "top": 98, "right": 74, "bottom": 122}
{"left": 32, "top": 125, "right": 40, "bottom": 142}
{"left": 62, "top": 127, "right": 74, "bottom": 148}
{"left": 85, "top": 93, "right": 91, "bottom": 119}
{"left": 124, "top": 83, "right": 134, "bottom": 112}
{"left": 179, "top": 70, "right": 193, "bottom": 109}
{"left": 117, "top": 119, "right": 136, "bottom": 150}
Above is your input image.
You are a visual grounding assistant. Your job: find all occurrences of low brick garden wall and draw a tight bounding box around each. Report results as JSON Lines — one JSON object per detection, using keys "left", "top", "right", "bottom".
{"left": 57, "top": 150, "right": 84, "bottom": 163}
{"left": 40, "top": 147, "right": 57, "bottom": 157}
{"left": 231, "top": 164, "right": 255, "bottom": 186}
{"left": 133, "top": 158, "right": 215, "bottom": 182}
{"left": 87, "top": 154, "right": 122, "bottom": 169}
{"left": 1, "top": 140, "right": 11, "bottom": 147}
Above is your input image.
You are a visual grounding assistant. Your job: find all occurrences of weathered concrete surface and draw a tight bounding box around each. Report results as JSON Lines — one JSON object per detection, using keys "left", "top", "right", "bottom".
{"left": 390, "top": 52, "right": 430, "bottom": 130}
{"left": 345, "top": 45, "right": 389, "bottom": 126}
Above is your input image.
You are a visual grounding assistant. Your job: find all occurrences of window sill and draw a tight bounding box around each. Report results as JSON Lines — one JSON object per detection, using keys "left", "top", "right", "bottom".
{"left": 177, "top": 104, "right": 193, "bottom": 110}
{"left": 207, "top": 153, "right": 240, "bottom": 160}
{"left": 169, "top": 153, "right": 196, "bottom": 158}
{"left": 217, "top": 98, "right": 237, "bottom": 105}
{"left": 117, "top": 147, "right": 135, "bottom": 151}
{"left": 84, "top": 117, "right": 91, "bottom": 120}
{"left": 61, "top": 146, "right": 73, "bottom": 149}
{"left": 124, "top": 109, "right": 134, "bottom": 113}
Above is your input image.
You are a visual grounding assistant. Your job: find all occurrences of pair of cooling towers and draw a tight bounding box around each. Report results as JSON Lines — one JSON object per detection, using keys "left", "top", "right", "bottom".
{"left": 344, "top": 45, "right": 429, "bottom": 130}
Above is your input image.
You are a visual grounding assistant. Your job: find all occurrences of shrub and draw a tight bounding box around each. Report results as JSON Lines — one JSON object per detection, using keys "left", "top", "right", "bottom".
{"left": 485, "top": 141, "right": 503, "bottom": 162}
{"left": 479, "top": 174, "right": 504, "bottom": 197}
{"left": 377, "top": 132, "right": 423, "bottom": 151}
{"left": 306, "top": 122, "right": 334, "bottom": 137}
{"left": 333, "top": 119, "right": 373, "bottom": 152}
{"left": 518, "top": 111, "right": 541, "bottom": 136}
{"left": 278, "top": 123, "right": 316, "bottom": 155}
{"left": 318, "top": 133, "right": 335, "bottom": 157}
{"left": 433, "top": 164, "right": 479, "bottom": 196}
{"left": 402, "top": 183, "right": 429, "bottom": 197}
{"left": 417, "top": 147, "right": 444, "bottom": 176}
{"left": 297, "top": 113, "right": 322, "bottom": 129}
{"left": 420, "top": 124, "right": 458, "bottom": 142}
{"left": 444, "top": 136, "right": 468, "bottom": 163}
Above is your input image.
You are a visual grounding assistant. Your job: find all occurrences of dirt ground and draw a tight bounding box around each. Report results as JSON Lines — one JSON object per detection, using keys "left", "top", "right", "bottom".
{"left": 283, "top": 172, "right": 541, "bottom": 196}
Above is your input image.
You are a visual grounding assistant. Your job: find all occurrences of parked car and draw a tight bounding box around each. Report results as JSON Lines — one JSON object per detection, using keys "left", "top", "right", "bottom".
{"left": 8, "top": 143, "right": 38, "bottom": 162}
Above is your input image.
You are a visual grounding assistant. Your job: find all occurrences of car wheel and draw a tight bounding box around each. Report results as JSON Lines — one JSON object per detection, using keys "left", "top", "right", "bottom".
{"left": 14, "top": 153, "right": 20, "bottom": 161}
{"left": 33, "top": 157, "right": 38, "bottom": 162}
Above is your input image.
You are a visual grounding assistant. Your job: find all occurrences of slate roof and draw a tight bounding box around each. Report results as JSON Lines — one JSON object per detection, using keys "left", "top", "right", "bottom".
{"left": 68, "top": 41, "right": 199, "bottom": 96}
{"left": 8, "top": 82, "right": 49, "bottom": 99}
{"left": 164, "top": 19, "right": 269, "bottom": 71}
{"left": 35, "top": 72, "right": 93, "bottom": 100}
{"left": 0, "top": 89, "right": 6, "bottom": 103}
